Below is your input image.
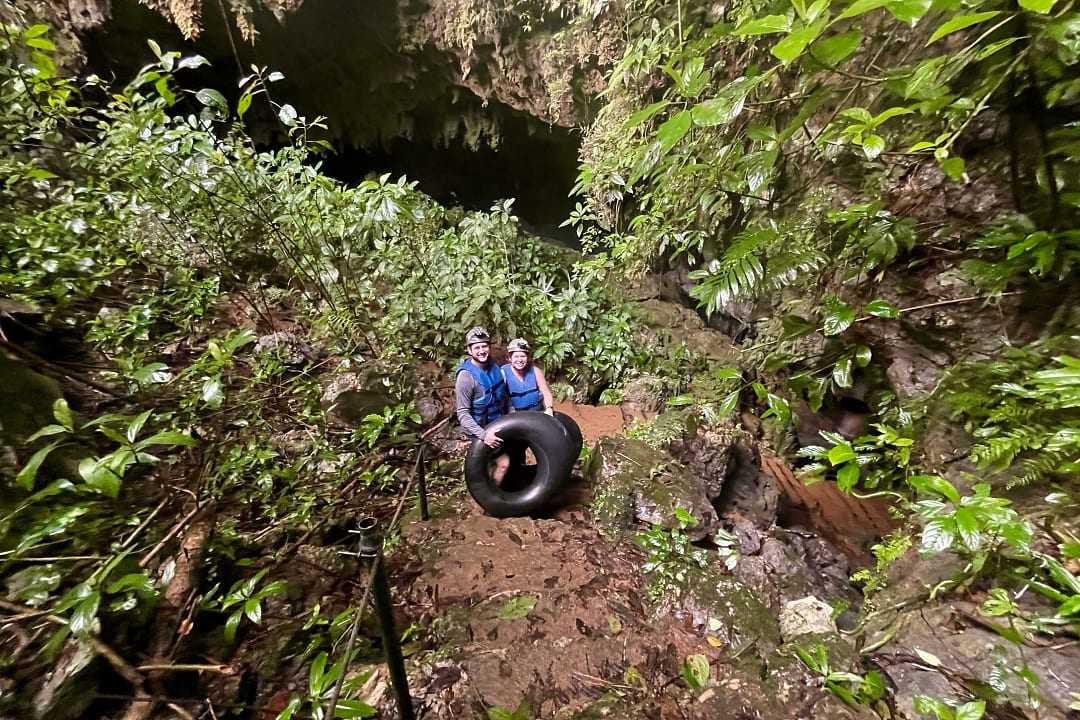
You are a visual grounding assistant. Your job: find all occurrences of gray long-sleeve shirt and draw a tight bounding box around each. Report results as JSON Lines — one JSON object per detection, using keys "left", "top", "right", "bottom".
{"left": 454, "top": 363, "right": 508, "bottom": 439}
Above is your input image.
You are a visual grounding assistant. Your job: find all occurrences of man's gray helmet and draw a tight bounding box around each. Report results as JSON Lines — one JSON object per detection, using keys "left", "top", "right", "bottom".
{"left": 465, "top": 326, "right": 491, "bottom": 347}
{"left": 507, "top": 338, "right": 531, "bottom": 354}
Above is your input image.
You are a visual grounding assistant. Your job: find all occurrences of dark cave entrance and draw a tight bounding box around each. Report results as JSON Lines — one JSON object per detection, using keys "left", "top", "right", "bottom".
{"left": 79, "top": 0, "right": 582, "bottom": 240}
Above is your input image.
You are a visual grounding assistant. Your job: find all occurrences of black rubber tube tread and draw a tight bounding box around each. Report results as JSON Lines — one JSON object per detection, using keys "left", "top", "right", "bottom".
{"left": 465, "top": 412, "right": 575, "bottom": 517}
{"left": 553, "top": 411, "right": 583, "bottom": 462}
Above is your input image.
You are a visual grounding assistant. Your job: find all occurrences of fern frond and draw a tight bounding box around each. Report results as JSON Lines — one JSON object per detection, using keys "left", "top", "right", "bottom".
{"left": 688, "top": 226, "right": 774, "bottom": 312}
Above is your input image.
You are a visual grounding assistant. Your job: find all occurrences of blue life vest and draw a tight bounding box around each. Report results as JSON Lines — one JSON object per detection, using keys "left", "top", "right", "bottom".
{"left": 502, "top": 364, "right": 542, "bottom": 411}
{"left": 456, "top": 359, "right": 507, "bottom": 426}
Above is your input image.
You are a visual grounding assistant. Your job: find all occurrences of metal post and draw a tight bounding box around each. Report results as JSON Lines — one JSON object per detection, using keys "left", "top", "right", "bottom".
{"left": 357, "top": 518, "right": 415, "bottom": 720}
{"left": 416, "top": 445, "right": 429, "bottom": 521}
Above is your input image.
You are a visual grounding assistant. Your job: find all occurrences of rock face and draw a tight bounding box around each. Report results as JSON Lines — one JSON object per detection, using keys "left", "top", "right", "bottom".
{"left": 319, "top": 358, "right": 398, "bottom": 427}
{"left": 863, "top": 549, "right": 1080, "bottom": 719}
{"left": 779, "top": 596, "right": 837, "bottom": 641}
{"left": 586, "top": 436, "right": 721, "bottom": 541}
{"left": 64, "top": 0, "right": 621, "bottom": 147}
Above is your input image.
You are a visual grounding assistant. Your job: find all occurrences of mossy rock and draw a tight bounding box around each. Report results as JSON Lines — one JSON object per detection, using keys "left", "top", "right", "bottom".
{"left": 672, "top": 565, "right": 781, "bottom": 663}
{"left": 586, "top": 436, "right": 720, "bottom": 541}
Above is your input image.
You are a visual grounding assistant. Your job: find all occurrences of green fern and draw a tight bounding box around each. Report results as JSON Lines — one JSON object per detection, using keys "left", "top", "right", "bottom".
{"left": 688, "top": 227, "right": 771, "bottom": 313}
{"left": 944, "top": 347, "right": 1080, "bottom": 488}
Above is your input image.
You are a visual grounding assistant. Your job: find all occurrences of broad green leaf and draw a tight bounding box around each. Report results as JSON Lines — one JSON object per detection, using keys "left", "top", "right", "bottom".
{"left": 237, "top": 93, "right": 253, "bottom": 118}
{"left": 225, "top": 609, "right": 243, "bottom": 642}
{"left": 871, "top": 106, "right": 914, "bottom": 126}
{"left": 772, "top": 19, "right": 828, "bottom": 65}
{"left": 25, "top": 36, "right": 56, "bottom": 51}
{"left": 908, "top": 474, "right": 960, "bottom": 503}
{"left": 308, "top": 652, "right": 328, "bottom": 696}
{"left": 980, "top": 588, "right": 1017, "bottom": 616}
{"left": 656, "top": 110, "right": 693, "bottom": 155}
{"left": 177, "top": 54, "right": 209, "bottom": 70}
{"left": 717, "top": 391, "right": 740, "bottom": 415}
{"left": 334, "top": 699, "right": 377, "bottom": 718}
{"left": 131, "top": 362, "right": 171, "bottom": 385}
{"left": 25, "top": 24, "right": 49, "bottom": 38}
{"left": 836, "top": 0, "right": 889, "bottom": 20}
{"left": 79, "top": 457, "right": 121, "bottom": 497}
{"left": 682, "top": 654, "right": 711, "bottom": 689}
{"left": 244, "top": 598, "right": 263, "bottom": 624}
{"left": 954, "top": 507, "right": 982, "bottom": 551}
{"left": 70, "top": 591, "right": 101, "bottom": 636}
{"left": 854, "top": 345, "right": 872, "bottom": 367}
{"left": 828, "top": 443, "right": 857, "bottom": 465}
{"left": 127, "top": 410, "right": 153, "bottom": 443}
{"left": 921, "top": 518, "right": 955, "bottom": 553}
{"left": 765, "top": 393, "right": 792, "bottom": 425}
{"left": 25, "top": 424, "right": 69, "bottom": 443}
{"left": 6, "top": 564, "right": 62, "bottom": 606}
{"left": 782, "top": 314, "right": 817, "bottom": 337}
{"left": 886, "top": 0, "right": 932, "bottom": 23}
{"left": 675, "top": 507, "right": 698, "bottom": 527}
{"left": 941, "top": 156, "right": 966, "bottom": 181}
{"left": 833, "top": 357, "right": 853, "bottom": 388}
{"left": 862, "top": 134, "right": 886, "bottom": 159}
{"left": 623, "top": 100, "right": 671, "bottom": 130}
{"left": 155, "top": 76, "right": 176, "bottom": 105}
{"left": 1019, "top": 0, "right": 1055, "bottom": 12}
{"left": 274, "top": 697, "right": 301, "bottom": 720}
{"left": 1059, "top": 595, "right": 1080, "bottom": 616}
{"left": 734, "top": 14, "right": 792, "bottom": 35}
{"left": 52, "top": 398, "right": 74, "bottom": 431}
{"left": 195, "top": 88, "right": 228, "bottom": 111}
{"left": 15, "top": 441, "right": 61, "bottom": 491}
{"left": 822, "top": 299, "right": 855, "bottom": 335}
{"left": 837, "top": 461, "right": 860, "bottom": 491}
{"left": 927, "top": 11, "right": 1001, "bottom": 45}
{"left": 498, "top": 594, "right": 538, "bottom": 620}
{"left": 107, "top": 572, "right": 156, "bottom": 596}
{"left": 864, "top": 299, "right": 899, "bottom": 318}
{"left": 956, "top": 701, "right": 986, "bottom": 720}
{"left": 811, "top": 29, "right": 862, "bottom": 66}
{"left": 692, "top": 76, "right": 767, "bottom": 127}
{"left": 137, "top": 431, "right": 196, "bottom": 449}
{"left": 278, "top": 103, "right": 298, "bottom": 126}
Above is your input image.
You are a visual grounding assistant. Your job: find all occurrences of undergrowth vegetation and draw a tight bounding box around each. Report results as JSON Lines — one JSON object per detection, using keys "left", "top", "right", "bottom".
{"left": 569, "top": 0, "right": 1080, "bottom": 712}
{"left": 0, "top": 19, "right": 682, "bottom": 716}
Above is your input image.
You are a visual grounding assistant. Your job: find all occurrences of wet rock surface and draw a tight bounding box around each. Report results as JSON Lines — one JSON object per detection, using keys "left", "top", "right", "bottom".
{"left": 586, "top": 436, "right": 721, "bottom": 541}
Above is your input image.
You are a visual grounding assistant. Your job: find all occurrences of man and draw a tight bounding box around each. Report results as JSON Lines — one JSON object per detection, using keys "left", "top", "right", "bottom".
{"left": 455, "top": 327, "right": 510, "bottom": 481}
{"left": 455, "top": 326, "right": 508, "bottom": 444}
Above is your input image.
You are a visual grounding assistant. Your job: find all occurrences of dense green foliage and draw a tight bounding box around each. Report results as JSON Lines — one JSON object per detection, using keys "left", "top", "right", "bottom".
{"left": 569, "top": 0, "right": 1080, "bottom": 712}
{"left": 0, "top": 21, "right": 687, "bottom": 715}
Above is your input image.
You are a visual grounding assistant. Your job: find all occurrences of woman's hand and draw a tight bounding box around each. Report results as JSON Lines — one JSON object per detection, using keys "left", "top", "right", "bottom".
{"left": 483, "top": 428, "right": 503, "bottom": 448}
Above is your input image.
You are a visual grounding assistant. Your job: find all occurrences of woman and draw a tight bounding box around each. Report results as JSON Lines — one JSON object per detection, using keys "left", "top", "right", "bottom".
{"left": 501, "top": 338, "right": 555, "bottom": 415}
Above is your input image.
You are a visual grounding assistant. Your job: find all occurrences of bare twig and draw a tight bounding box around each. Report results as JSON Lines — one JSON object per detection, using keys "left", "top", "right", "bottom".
{"left": 138, "top": 504, "right": 202, "bottom": 568}
{"left": 854, "top": 291, "right": 1023, "bottom": 323}
{"left": 135, "top": 663, "right": 234, "bottom": 674}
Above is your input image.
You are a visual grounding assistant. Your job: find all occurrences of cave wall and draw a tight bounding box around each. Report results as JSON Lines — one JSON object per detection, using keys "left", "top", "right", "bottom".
{"left": 54, "top": 0, "right": 622, "bottom": 146}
